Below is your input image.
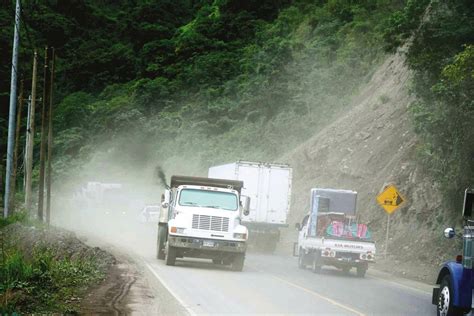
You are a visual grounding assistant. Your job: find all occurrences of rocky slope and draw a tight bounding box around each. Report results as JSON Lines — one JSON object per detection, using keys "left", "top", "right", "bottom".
{"left": 278, "top": 49, "right": 461, "bottom": 282}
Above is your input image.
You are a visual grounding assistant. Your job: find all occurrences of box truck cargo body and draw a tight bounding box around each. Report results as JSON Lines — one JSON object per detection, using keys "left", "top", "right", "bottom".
{"left": 208, "top": 161, "right": 292, "bottom": 251}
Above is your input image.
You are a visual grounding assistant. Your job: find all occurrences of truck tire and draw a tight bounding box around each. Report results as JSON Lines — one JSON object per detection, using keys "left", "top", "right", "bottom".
{"left": 231, "top": 254, "right": 245, "bottom": 272}
{"left": 312, "top": 253, "right": 322, "bottom": 273}
{"left": 165, "top": 244, "right": 176, "bottom": 266}
{"left": 356, "top": 266, "right": 367, "bottom": 278}
{"left": 437, "top": 275, "right": 465, "bottom": 316}
{"left": 267, "top": 237, "right": 278, "bottom": 253}
{"left": 156, "top": 225, "right": 167, "bottom": 260}
{"left": 298, "top": 249, "right": 306, "bottom": 269}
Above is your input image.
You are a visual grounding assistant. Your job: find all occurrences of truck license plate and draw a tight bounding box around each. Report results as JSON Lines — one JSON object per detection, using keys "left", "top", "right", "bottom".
{"left": 203, "top": 241, "right": 215, "bottom": 247}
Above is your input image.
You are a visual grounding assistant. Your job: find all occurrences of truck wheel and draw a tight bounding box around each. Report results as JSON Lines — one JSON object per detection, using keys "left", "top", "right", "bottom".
{"left": 298, "top": 250, "right": 306, "bottom": 269}
{"left": 231, "top": 254, "right": 245, "bottom": 272}
{"left": 156, "top": 225, "right": 167, "bottom": 260}
{"left": 268, "top": 237, "right": 278, "bottom": 253}
{"left": 312, "top": 253, "right": 322, "bottom": 273}
{"left": 437, "top": 275, "right": 464, "bottom": 316}
{"left": 165, "top": 244, "right": 176, "bottom": 266}
{"left": 356, "top": 266, "right": 367, "bottom": 278}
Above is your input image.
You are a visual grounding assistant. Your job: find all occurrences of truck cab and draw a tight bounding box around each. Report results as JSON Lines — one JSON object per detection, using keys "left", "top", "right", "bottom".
{"left": 432, "top": 189, "right": 474, "bottom": 316}
{"left": 157, "top": 176, "right": 250, "bottom": 271}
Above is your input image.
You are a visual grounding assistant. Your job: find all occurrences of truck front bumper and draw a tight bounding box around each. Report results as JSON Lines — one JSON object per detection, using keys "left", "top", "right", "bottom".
{"left": 168, "top": 236, "right": 246, "bottom": 253}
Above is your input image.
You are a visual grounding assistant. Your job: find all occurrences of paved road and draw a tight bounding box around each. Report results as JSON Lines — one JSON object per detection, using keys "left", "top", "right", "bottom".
{"left": 57, "top": 215, "right": 435, "bottom": 315}
{"left": 143, "top": 252, "right": 433, "bottom": 315}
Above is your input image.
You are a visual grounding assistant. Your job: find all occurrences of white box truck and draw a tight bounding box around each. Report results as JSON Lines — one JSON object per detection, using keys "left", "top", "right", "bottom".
{"left": 208, "top": 161, "right": 292, "bottom": 252}
{"left": 294, "top": 188, "right": 376, "bottom": 277}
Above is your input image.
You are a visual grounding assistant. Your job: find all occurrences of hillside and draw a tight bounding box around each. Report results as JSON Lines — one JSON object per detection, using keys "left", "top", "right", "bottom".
{"left": 1, "top": 0, "right": 473, "bottom": 286}
{"left": 279, "top": 49, "right": 460, "bottom": 282}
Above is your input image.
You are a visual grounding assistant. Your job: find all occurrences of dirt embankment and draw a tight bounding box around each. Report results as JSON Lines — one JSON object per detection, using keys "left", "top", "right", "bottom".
{"left": 277, "top": 50, "right": 461, "bottom": 283}
{"left": 1, "top": 223, "right": 134, "bottom": 313}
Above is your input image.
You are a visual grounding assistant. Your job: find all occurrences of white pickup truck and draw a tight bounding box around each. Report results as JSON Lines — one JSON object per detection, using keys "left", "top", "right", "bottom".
{"left": 294, "top": 188, "right": 376, "bottom": 277}
{"left": 157, "top": 176, "right": 250, "bottom": 271}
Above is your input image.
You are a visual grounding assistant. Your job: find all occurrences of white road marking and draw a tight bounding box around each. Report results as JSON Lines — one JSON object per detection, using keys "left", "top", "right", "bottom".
{"left": 248, "top": 265, "right": 366, "bottom": 316}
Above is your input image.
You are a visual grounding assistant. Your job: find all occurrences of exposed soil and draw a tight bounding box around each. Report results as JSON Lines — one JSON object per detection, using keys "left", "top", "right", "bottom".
{"left": 79, "top": 261, "right": 135, "bottom": 314}
{"left": 276, "top": 48, "right": 462, "bottom": 285}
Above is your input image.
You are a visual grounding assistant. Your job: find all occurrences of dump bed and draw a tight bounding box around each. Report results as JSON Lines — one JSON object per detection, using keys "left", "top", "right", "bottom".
{"left": 170, "top": 175, "right": 243, "bottom": 194}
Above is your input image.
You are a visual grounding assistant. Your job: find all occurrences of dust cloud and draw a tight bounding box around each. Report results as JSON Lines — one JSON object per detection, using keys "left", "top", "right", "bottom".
{"left": 51, "top": 142, "right": 170, "bottom": 257}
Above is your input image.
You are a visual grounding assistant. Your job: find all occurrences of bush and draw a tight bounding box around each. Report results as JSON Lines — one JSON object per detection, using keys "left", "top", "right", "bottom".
{"left": 0, "top": 245, "right": 104, "bottom": 313}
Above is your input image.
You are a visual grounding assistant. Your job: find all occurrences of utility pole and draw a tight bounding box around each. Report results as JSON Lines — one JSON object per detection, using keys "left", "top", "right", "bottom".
{"left": 4, "top": 0, "right": 21, "bottom": 217}
{"left": 46, "top": 48, "right": 55, "bottom": 225}
{"left": 38, "top": 46, "right": 49, "bottom": 221}
{"left": 25, "top": 50, "right": 38, "bottom": 212}
{"left": 10, "top": 79, "right": 24, "bottom": 211}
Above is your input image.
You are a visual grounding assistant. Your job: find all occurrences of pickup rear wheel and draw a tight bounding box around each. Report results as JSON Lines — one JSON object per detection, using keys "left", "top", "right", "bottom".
{"left": 437, "top": 275, "right": 464, "bottom": 316}
{"left": 156, "top": 225, "right": 167, "bottom": 260}
{"left": 312, "top": 253, "right": 322, "bottom": 273}
{"left": 165, "top": 244, "right": 176, "bottom": 266}
{"left": 356, "top": 265, "right": 367, "bottom": 278}
{"left": 298, "top": 250, "right": 306, "bottom": 269}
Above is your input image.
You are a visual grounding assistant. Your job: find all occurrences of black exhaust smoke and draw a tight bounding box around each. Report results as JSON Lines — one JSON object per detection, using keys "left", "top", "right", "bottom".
{"left": 155, "top": 166, "right": 169, "bottom": 188}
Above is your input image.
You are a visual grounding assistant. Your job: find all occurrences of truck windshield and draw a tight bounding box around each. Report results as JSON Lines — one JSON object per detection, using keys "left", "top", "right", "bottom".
{"left": 178, "top": 189, "right": 238, "bottom": 211}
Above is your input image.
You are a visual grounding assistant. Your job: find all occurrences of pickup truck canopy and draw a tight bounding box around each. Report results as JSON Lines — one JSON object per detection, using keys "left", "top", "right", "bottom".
{"left": 170, "top": 175, "right": 244, "bottom": 194}
{"left": 311, "top": 188, "right": 357, "bottom": 216}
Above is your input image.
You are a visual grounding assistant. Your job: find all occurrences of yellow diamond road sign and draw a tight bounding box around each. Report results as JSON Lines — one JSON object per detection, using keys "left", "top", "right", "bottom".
{"left": 377, "top": 185, "right": 405, "bottom": 214}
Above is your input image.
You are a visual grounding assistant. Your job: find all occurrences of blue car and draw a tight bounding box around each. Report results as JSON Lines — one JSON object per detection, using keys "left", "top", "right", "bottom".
{"left": 433, "top": 189, "right": 474, "bottom": 316}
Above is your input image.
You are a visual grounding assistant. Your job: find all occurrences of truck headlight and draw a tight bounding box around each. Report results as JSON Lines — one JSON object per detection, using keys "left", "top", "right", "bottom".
{"left": 170, "top": 227, "right": 185, "bottom": 234}
{"left": 233, "top": 233, "right": 247, "bottom": 240}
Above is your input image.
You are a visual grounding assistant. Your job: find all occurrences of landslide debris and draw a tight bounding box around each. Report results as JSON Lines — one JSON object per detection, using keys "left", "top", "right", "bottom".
{"left": 279, "top": 50, "right": 462, "bottom": 283}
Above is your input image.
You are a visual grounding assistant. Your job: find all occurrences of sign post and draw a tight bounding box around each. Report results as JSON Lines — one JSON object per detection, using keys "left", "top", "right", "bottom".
{"left": 376, "top": 184, "right": 406, "bottom": 258}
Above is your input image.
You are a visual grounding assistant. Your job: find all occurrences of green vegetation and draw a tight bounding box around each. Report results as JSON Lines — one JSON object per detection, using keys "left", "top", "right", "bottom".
{"left": 1, "top": 0, "right": 471, "bottom": 210}
{"left": 384, "top": 0, "right": 474, "bottom": 210}
{"left": 0, "top": 218, "right": 106, "bottom": 313}
{"left": 0, "top": 0, "right": 472, "bottom": 309}
{"left": 0, "top": 1, "right": 408, "bottom": 188}
{"left": 0, "top": 211, "right": 27, "bottom": 229}
{"left": 0, "top": 246, "right": 104, "bottom": 313}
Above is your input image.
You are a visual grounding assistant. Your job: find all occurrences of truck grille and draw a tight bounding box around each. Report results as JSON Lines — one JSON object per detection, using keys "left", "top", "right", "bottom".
{"left": 192, "top": 214, "right": 229, "bottom": 232}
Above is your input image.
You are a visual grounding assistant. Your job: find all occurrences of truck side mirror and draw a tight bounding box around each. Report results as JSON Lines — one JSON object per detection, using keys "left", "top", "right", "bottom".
{"left": 444, "top": 227, "right": 455, "bottom": 239}
{"left": 241, "top": 195, "right": 250, "bottom": 216}
{"left": 295, "top": 223, "right": 301, "bottom": 230}
{"left": 463, "top": 189, "right": 474, "bottom": 218}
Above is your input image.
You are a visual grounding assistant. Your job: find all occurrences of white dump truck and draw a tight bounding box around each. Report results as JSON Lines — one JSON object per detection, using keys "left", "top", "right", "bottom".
{"left": 209, "top": 161, "right": 292, "bottom": 252}
{"left": 157, "top": 176, "right": 250, "bottom": 271}
{"left": 294, "top": 188, "right": 376, "bottom": 277}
